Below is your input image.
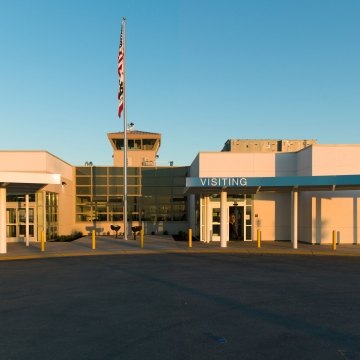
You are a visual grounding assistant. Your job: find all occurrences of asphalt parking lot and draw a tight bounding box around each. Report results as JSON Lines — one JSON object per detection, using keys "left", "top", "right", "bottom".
{"left": 1, "top": 252, "right": 360, "bottom": 360}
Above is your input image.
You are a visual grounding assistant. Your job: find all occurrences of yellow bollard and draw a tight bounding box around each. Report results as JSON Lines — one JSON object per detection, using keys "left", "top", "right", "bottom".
{"left": 332, "top": 230, "right": 336, "bottom": 250}
{"left": 140, "top": 229, "right": 144, "bottom": 249}
{"left": 41, "top": 230, "right": 45, "bottom": 252}
{"left": 257, "top": 229, "right": 261, "bottom": 248}
{"left": 92, "top": 229, "right": 96, "bottom": 250}
{"left": 188, "top": 228, "right": 192, "bottom": 248}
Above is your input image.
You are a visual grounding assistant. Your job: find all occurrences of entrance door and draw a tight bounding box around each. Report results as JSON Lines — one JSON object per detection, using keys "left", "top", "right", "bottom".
{"left": 6, "top": 206, "right": 36, "bottom": 242}
{"left": 211, "top": 206, "right": 221, "bottom": 241}
{"left": 229, "top": 205, "right": 244, "bottom": 241}
{"left": 209, "top": 203, "right": 245, "bottom": 242}
{"left": 203, "top": 196, "right": 252, "bottom": 243}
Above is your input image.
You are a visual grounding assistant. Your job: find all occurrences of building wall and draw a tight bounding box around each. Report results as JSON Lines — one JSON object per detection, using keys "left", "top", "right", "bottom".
{"left": 299, "top": 146, "right": 360, "bottom": 244}
{"left": 196, "top": 152, "right": 299, "bottom": 177}
{"left": 298, "top": 192, "right": 313, "bottom": 242}
{"left": 0, "top": 151, "right": 49, "bottom": 172}
{"left": 0, "top": 151, "right": 75, "bottom": 238}
{"left": 197, "top": 152, "right": 277, "bottom": 177}
{"left": 190, "top": 146, "right": 360, "bottom": 244}
{"left": 44, "top": 181, "right": 76, "bottom": 236}
{"left": 4, "top": 143, "right": 360, "bottom": 244}
{"left": 296, "top": 147, "right": 313, "bottom": 176}
{"left": 113, "top": 150, "right": 158, "bottom": 167}
{"left": 189, "top": 154, "right": 200, "bottom": 177}
{"left": 253, "top": 193, "right": 291, "bottom": 241}
{"left": 274, "top": 153, "right": 297, "bottom": 176}
{"left": 38, "top": 153, "right": 75, "bottom": 237}
{"left": 299, "top": 190, "right": 360, "bottom": 244}
{"left": 0, "top": 151, "right": 73, "bottom": 178}
{"left": 312, "top": 145, "right": 360, "bottom": 176}
{"left": 196, "top": 145, "right": 360, "bottom": 178}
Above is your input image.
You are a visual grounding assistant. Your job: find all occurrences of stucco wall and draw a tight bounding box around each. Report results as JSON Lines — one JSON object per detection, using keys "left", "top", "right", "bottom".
{"left": 0, "top": 151, "right": 72, "bottom": 179}
{"left": 300, "top": 190, "right": 360, "bottom": 244}
{"left": 0, "top": 151, "right": 48, "bottom": 172}
{"left": 189, "top": 154, "right": 200, "bottom": 177}
{"left": 198, "top": 152, "right": 277, "bottom": 177}
{"left": 194, "top": 145, "right": 360, "bottom": 178}
{"left": 312, "top": 145, "right": 360, "bottom": 176}
{"left": 253, "top": 193, "right": 291, "bottom": 241}
{"left": 113, "top": 150, "right": 157, "bottom": 167}
{"left": 197, "top": 152, "right": 300, "bottom": 178}
{"left": 296, "top": 147, "right": 313, "bottom": 176}
{"left": 298, "top": 192, "right": 313, "bottom": 243}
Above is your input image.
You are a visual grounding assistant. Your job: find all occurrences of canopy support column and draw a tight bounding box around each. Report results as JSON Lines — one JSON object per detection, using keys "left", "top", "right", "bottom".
{"left": 205, "top": 195, "right": 212, "bottom": 243}
{"left": 291, "top": 190, "right": 298, "bottom": 249}
{"left": 220, "top": 190, "right": 227, "bottom": 248}
{"left": 25, "top": 194, "right": 29, "bottom": 246}
{"left": 0, "top": 188, "right": 7, "bottom": 254}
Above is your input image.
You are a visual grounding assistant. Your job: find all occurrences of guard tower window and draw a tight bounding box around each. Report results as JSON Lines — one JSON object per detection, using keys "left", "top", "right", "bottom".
{"left": 113, "top": 139, "right": 124, "bottom": 150}
{"left": 143, "top": 139, "right": 156, "bottom": 150}
{"left": 128, "top": 139, "right": 142, "bottom": 149}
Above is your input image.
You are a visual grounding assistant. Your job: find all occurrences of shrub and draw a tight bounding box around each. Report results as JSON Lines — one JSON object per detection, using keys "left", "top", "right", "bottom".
{"left": 53, "top": 231, "right": 83, "bottom": 242}
{"left": 178, "top": 230, "right": 186, "bottom": 239}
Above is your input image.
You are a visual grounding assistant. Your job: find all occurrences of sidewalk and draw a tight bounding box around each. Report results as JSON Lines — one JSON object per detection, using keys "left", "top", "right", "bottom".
{"left": 1, "top": 235, "right": 360, "bottom": 261}
{"left": 0, "top": 235, "right": 360, "bottom": 261}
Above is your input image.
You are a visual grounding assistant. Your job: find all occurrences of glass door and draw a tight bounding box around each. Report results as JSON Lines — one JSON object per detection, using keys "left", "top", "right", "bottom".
{"left": 211, "top": 207, "right": 221, "bottom": 241}
{"left": 6, "top": 208, "right": 17, "bottom": 238}
{"left": 229, "top": 205, "right": 243, "bottom": 241}
{"left": 19, "top": 208, "right": 35, "bottom": 239}
{"left": 207, "top": 196, "right": 252, "bottom": 242}
{"left": 6, "top": 206, "right": 36, "bottom": 242}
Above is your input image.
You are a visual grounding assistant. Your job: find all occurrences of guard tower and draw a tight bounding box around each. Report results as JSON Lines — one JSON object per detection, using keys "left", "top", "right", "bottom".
{"left": 107, "top": 130, "right": 161, "bottom": 167}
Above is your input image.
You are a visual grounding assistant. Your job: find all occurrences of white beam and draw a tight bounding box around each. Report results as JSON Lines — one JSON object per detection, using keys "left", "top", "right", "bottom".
{"left": 0, "top": 172, "right": 61, "bottom": 185}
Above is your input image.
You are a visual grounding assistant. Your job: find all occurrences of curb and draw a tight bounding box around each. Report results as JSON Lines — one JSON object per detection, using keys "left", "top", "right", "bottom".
{"left": 1, "top": 247, "right": 360, "bottom": 261}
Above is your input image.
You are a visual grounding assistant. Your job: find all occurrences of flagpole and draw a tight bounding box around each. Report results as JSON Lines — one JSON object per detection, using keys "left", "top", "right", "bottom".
{"left": 122, "top": 17, "right": 128, "bottom": 240}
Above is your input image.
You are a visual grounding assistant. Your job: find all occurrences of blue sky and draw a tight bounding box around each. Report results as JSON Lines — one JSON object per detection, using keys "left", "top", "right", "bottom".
{"left": 0, "top": 0, "right": 359, "bottom": 166}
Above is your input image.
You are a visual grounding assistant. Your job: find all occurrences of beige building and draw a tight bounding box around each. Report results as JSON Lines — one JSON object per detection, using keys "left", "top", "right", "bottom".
{"left": 186, "top": 141, "right": 360, "bottom": 247}
{"left": 0, "top": 151, "right": 74, "bottom": 253}
{"left": 0, "top": 130, "right": 187, "bottom": 254}
{"left": 1, "top": 133, "right": 360, "bottom": 254}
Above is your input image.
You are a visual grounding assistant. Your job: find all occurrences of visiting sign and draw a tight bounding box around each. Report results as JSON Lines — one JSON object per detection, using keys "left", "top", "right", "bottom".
{"left": 189, "top": 177, "right": 248, "bottom": 187}
{"left": 185, "top": 175, "right": 360, "bottom": 188}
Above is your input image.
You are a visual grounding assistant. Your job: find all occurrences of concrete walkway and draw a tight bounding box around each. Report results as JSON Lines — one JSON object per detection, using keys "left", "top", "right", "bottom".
{"left": 1, "top": 235, "right": 360, "bottom": 261}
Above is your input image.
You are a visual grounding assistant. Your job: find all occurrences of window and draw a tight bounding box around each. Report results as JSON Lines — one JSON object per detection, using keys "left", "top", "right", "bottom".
{"left": 75, "top": 166, "right": 188, "bottom": 222}
{"left": 143, "top": 139, "right": 156, "bottom": 150}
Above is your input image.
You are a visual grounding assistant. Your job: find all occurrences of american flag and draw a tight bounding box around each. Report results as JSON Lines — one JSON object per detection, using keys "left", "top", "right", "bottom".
{"left": 118, "top": 20, "right": 125, "bottom": 118}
